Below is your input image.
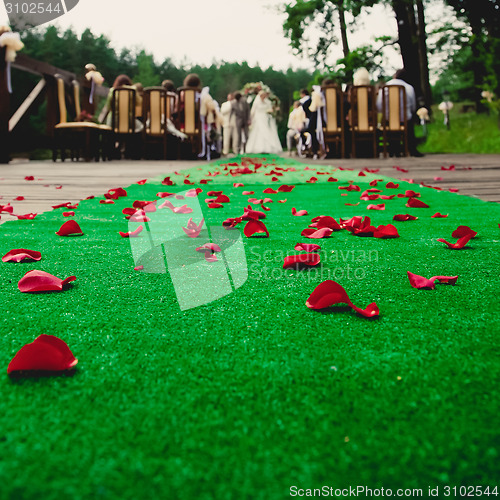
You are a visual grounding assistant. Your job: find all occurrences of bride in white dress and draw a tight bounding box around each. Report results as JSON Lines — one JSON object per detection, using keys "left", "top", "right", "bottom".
{"left": 245, "top": 91, "right": 283, "bottom": 154}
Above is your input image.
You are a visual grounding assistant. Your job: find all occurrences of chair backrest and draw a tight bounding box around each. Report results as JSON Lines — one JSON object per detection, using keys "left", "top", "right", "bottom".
{"left": 72, "top": 80, "right": 81, "bottom": 118}
{"left": 55, "top": 76, "right": 67, "bottom": 124}
{"left": 381, "top": 85, "right": 407, "bottom": 131}
{"left": 321, "top": 84, "right": 343, "bottom": 133}
{"left": 178, "top": 86, "right": 200, "bottom": 135}
{"left": 144, "top": 86, "right": 166, "bottom": 136}
{"left": 111, "top": 87, "right": 137, "bottom": 134}
{"left": 350, "top": 85, "right": 376, "bottom": 132}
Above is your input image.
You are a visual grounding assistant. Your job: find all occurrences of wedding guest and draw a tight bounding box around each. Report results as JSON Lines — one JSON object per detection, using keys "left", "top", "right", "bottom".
{"left": 232, "top": 92, "right": 251, "bottom": 154}
{"left": 103, "top": 74, "right": 143, "bottom": 132}
{"left": 376, "top": 68, "right": 423, "bottom": 157}
{"left": 220, "top": 93, "right": 238, "bottom": 156}
{"left": 286, "top": 101, "right": 307, "bottom": 156}
{"left": 300, "top": 88, "right": 319, "bottom": 158}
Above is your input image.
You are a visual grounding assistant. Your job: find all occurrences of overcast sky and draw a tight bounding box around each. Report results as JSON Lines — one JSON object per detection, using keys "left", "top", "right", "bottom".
{"left": 1, "top": 0, "right": 450, "bottom": 75}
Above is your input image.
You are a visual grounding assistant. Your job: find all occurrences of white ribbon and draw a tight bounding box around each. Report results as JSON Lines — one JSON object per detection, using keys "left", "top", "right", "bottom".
{"left": 6, "top": 60, "right": 12, "bottom": 93}
{"left": 312, "top": 85, "right": 326, "bottom": 152}
{"left": 89, "top": 78, "right": 95, "bottom": 104}
{"left": 198, "top": 87, "right": 210, "bottom": 158}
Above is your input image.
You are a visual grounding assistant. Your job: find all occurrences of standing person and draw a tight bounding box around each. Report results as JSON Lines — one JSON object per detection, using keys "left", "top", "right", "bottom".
{"left": 220, "top": 93, "right": 238, "bottom": 156}
{"left": 300, "top": 88, "right": 319, "bottom": 159}
{"left": 245, "top": 91, "right": 282, "bottom": 154}
{"left": 232, "top": 92, "right": 251, "bottom": 154}
{"left": 286, "top": 101, "right": 307, "bottom": 156}
{"left": 376, "top": 68, "right": 423, "bottom": 157}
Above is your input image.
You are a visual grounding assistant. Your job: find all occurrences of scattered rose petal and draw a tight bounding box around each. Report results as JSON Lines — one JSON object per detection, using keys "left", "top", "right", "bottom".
{"left": 434, "top": 176, "right": 443, "bottom": 181}
{"left": 0, "top": 203, "right": 13, "bottom": 214}
{"left": 263, "top": 188, "right": 278, "bottom": 194}
{"left": 185, "top": 188, "right": 203, "bottom": 197}
{"left": 56, "top": 220, "right": 83, "bottom": 236}
{"left": 367, "top": 203, "right": 385, "bottom": 210}
{"left": 327, "top": 177, "right": 338, "bottom": 182}
{"left": 386, "top": 182, "right": 399, "bottom": 189}
{"left": 408, "top": 271, "right": 458, "bottom": 289}
{"left": 305, "top": 280, "right": 379, "bottom": 317}
{"left": 373, "top": 224, "right": 399, "bottom": 238}
{"left": 294, "top": 243, "right": 321, "bottom": 252}
{"left": 242, "top": 191, "right": 254, "bottom": 195}
{"left": 119, "top": 226, "right": 143, "bottom": 238}
{"left": 208, "top": 203, "right": 223, "bottom": 209}
{"left": 137, "top": 179, "right": 147, "bottom": 185}
{"left": 306, "top": 176, "right": 318, "bottom": 183}
{"left": 100, "top": 199, "right": 115, "bottom": 204}
{"left": 406, "top": 198, "right": 429, "bottom": 208}
{"left": 431, "top": 213, "right": 448, "bottom": 218}
{"left": 184, "top": 179, "right": 194, "bottom": 185}
{"left": 345, "top": 202, "right": 360, "bottom": 206}
{"left": 233, "top": 183, "right": 244, "bottom": 187}
{"left": 441, "top": 165, "right": 455, "bottom": 171}
{"left": 182, "top": 218, "right": 204, "bottom": 238}
{"left": 196, "top": 243, "right": 222, "bottom": 262}
{"left": 283, "top": 253, "right": 320, "bottom": 269}
{"left": 7, "top": 334, "right": 78, "bottom": 374}
{"left": 278, "top": 185, "right": 295, "bottom": 192}
{"left": 18, "top": 271, "right": 76, "bottom": 293}
{"left": 437, "top": 233, "right": 474, "bottom": 249}
{"left": 134, "top": 265, "right": 144, "bottom": 271}
{"left": 452, "top": 226, "right": 477, "bottom": 239}
{"left": 292, "top": 207, "right": 308, "bottom": 216}
{"left": 310, "top": 216, "right": 341, "bottom": 231}
{"left": 162, "top": 177, "right": 175, "bottom": 185}
{"left": 2, "top": 249, "right": 42, "bottom": 263}
{"left": 15, "top": 196, "right": 25, "bottom": 201}
{"left": 244, "top": 220, "right": 269, "bottom": 237}
{"left": 17, "top": 213, "right": 37, "bottom": 220}
{"left": 301, "top": 227, "right": 333, "bottom": 239}
{"left": 63, "top": 211, "right": 75, "bottom": 217}
{"left": 393, "top": 214, "right": 418, "bottom": 221}
{"left": 278, "top": 199, "right": 287, "bottom": 203}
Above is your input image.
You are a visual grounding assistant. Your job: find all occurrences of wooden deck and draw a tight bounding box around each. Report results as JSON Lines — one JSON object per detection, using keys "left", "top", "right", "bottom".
{"left": 0, "top": 154, "right": 498, "bottom": 224}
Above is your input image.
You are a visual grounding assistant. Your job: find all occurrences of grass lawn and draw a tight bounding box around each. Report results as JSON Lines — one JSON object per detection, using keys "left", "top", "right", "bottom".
{"left": 0, "top": 155, "right": 499, "bottom": 499}
{"left": 419, "top": 107, "right": 500, "bottom": 154}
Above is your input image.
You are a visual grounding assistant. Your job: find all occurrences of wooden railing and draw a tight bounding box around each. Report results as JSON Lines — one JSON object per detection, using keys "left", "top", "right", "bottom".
{"left": 0, "top": 52, "right": 109, "bottom": 164}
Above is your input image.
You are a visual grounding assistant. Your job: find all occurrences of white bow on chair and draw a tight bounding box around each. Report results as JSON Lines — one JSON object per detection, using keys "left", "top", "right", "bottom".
{"left": 0, "top": 28, "right": 24, "bottom": 94}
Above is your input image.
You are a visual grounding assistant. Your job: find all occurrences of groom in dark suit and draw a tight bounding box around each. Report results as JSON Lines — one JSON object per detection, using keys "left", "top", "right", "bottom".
{"left": 232, "top": 92, "right": 251, "bottom": 154}
{"left": 300, "top": 89, "right": 319, "bottom": 159}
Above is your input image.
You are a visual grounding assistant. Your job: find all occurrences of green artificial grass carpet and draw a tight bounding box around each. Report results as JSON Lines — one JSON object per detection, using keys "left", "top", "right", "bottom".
{"left": 1, "top": 155, "right": 499, "bottom": 499}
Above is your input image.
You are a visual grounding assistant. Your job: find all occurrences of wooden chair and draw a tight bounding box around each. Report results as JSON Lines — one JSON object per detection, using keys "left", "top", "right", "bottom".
{"left": 350, "top": 85, "right": 378, "bottom": 158}
{"left": 142, "top": 86, "right": 168, "bottom": 159}
{"left": 321, "top": 84, "right": 345, "bottom": 158}
{"left": 177, "top": 86, "right": 201, "bottom": 158}
{"left": 110, "top": 86, "right": 141, "bottom": 159}
{"left": 52, "top": 75, "right": 111, "bottom": 162}
{"left": 380, "top": 85, "right": 409, "bottom": 157}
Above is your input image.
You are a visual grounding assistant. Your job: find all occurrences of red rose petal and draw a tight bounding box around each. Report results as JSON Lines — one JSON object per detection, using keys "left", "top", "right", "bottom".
{"left": 393, "top": 214, "right": 418, "bottom": 221}
{"left": 134, "top": 265, "right": 144, "bottom": 271}
{"left": 62, "top": 211, "right": 75, "bottom": 217}
{"left": 185, "top": 188, "right": 203, "bottom": 197}
{"left": 242, "top": 191, "right": 254, "bottom": 195}
{"left": 17, "top": 213, "right": 37, "bottom": 220}
{"left": 244, "top": 220, "right": 269, "bottom": 237}
{"left": 2, "top": 248, "right": 42, "bottom": 263}
{"left": 234, "top": 183, "right": 244, "bottom": 187}
{"left": 294, "top": 243, "right": 321, "bottom": 252}
{"left": 406, "top": 198, "right": 429, "bottom": 208}
{"left": 386, "top": 182, "right": 399, "bottom": 189}
{"left": 7, "top": 334, "right": 78, "bottom": 374}
{"left": 292, "top": 207, "right": 308, "bottom": 216}
{"left": 56, "top": 220, "right": 83, "bottom": 236}
{"left": 137, "top": 179, "right": 147, "bottom": 185}
{"left": 0, "top": 203, "right": 13, "bottom": 214}
{"left": 305, "top": 280, "right": 379, "bottom": 317}
{"left": 431, "top": 212, "right": 448, "bottom": 218}
{"left": 367, "top": 203, "right": 385, "bottom": 210}
{"left": 119, "top": 226, "right": 143, "bottom": 238}
{"left": 373, "top": 224, "right": 399, "bottom": 238}
{"left": 301, "top": 227, "right": 333, "bottom": 239}
{"left": 100, "top": 199, "right": 115, "bottom": 204}
{"left": 451, "top": 225, "right": 477, "bottom": 239}
{"left": 431, "top": 275, "right": 458, "bottom": 285}
{"left": 208, "top": 203, "right": 223, "bottom": 209}
{"left": 283, "top": 253, "right": 321, "bottom": 269}
{"left": 437, "top": 233, "right": 473, "bottom": 249}
{"left": 24, "top": 176, "right": 35, "bottom": 181}
{"left": 278, "top": 185, "right": 295, "bottom": 192}
{"left": 263, "top": 188, "right": 278, "bottom": 194}
{"left": 182, "top": 218, "right": 204, "bottom": 238}
{"left": 162, "top": 177, "right": 175, "bottom": 186}
{"left": 407, "top": 271, "right": 436, "bottom": 289}
{"left": 18, "top": 270, "right": 76, "bottom": 293}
